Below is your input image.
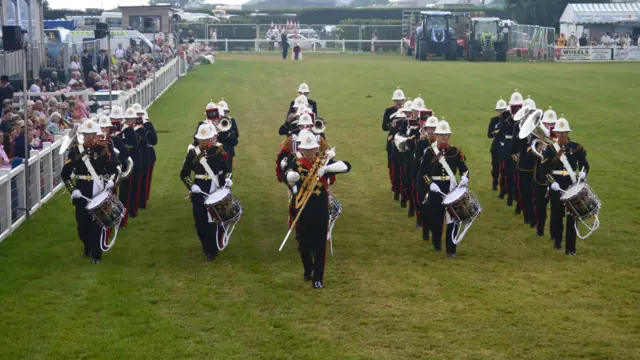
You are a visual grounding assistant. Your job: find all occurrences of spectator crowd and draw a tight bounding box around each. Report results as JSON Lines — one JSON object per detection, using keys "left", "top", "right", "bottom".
{"left": 556, "top": 32, "right": 639, "bottom": 47}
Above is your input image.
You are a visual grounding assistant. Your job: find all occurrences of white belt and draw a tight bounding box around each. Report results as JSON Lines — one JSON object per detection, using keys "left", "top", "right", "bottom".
{"left": 500, "top": 142, "right": 505, "bottom": 146}
{"left": 552, "top": 170, "right": 571, "bottom": 176}
{"left": 195, "top": 174, "right": 214, "bottom": 180}
{"left": 432, "top": 176, "right": 451, "bottom": 181}
{"left": 505, "top": 135, "right": 513, "bottom": 139}
{"left": 77, "top": 175, "right": 95, "bottom": 180}
{"left": 148, "top": 145, "right": 155, "bottom": 148}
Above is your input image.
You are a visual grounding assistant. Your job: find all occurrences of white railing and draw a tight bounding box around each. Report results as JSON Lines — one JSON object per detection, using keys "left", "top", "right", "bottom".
{"left": 0, "top": 45, "right": 197, "bottom": 244}
{"left": 193, "top": 39, "right": 406, "bottom": 54}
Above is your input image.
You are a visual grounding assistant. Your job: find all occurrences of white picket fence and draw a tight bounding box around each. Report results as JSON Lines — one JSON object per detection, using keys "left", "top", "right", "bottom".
{"left": 0, "top": 50, "right": 197, "bottom": 243}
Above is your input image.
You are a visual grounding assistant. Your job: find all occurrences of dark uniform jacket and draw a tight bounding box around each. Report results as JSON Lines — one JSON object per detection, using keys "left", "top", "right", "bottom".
{"left": 416, "top": 145, "right": 469, "bottom": 199}
{"left": 487, "top": 116, "right": 501, "bottom": 153}
{"left": 143, "top": 121, "right": 158, "bottom": 163}
{"left": 542, "top": 140, "right": 589, "bottom": 189}
{"left": 62, "top": 142, "right": 118, "bottom": 197}
{"left": 180, "top": 144, "right": 230, "bottom": 204}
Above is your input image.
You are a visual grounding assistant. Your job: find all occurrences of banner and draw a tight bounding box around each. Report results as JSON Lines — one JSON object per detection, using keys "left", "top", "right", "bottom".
{"left": 555, "top": 47, "right": 611, "bottom": 61}
{"left": 613, "top": 47, "right": 640, "bottom": 61}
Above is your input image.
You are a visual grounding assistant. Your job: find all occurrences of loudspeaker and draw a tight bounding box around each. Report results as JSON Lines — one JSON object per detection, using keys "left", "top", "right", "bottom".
{"left": 2, "top": 25, "right": 23, "bottom": 51}
{"left": 94, "top": 29, "right": 107, "bottom": 39}
{"left": 96, "top": 22, "right": 109, "bottom": 30}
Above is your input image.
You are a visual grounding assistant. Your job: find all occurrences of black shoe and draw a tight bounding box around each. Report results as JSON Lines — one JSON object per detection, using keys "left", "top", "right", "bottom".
{"left": 554, "top": 245, "right": 562, "bottom": 250}
{"left": 303, "top": 273, "right": 313, "bottom": 282}
{"left": 514, "top": 207, "right": 522, "bottom": 215}
{"left": 506, "top": 200, "right": 513, "bottom": 207}
{"left": 529, "top": 221, "right": 536, "bottom": 229}
{"left": 492, "top": 182, "right": 498, "bottom": 191}
{"left": 312, "top": 281, "right": 324, "bottom": 289}
{"left": 400, "top": 200, "right": 407, "bottom": 208}
{"left": 408, "top": 208, "right": 415, "bottom": 217}
{"left": 393, "top": 193, "right": 399, "bottom": 201}
{"left": 447, "top": 253, "right": 456, "bottom": 259}
{"left": 536, "top": 230, "right": 544, "bottom": 237}
{"left": 91, "top": 258, "right": 101, "bottom": 264}
{"left": 566, "top": 251, "right": 576, "bottom": 256}
{"left": 498, "top": 192, "right": 505, "bottom": 199}
{"left": 434, "top": 247, "right": 442, "bottom": 252}
{"left": 207, "top": 254, "right": 217, "bottom": 262}
{"left": 83, "top": 251, "right": 90, "bottom": 258}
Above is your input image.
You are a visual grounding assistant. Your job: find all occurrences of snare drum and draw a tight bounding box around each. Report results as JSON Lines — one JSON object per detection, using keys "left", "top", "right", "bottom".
{"left": 328, "top": 192, "right": 342, "bottom": 222}
{"left": 560, "top": 183, "right": 601, "bottom": 221}
{"left": 204, "top": 188, "right": 242, "bottom": 226}
{"left": 86, "top": 191, "right": 126, "bottom": 228}
{"left": 442, "top": 187, "right": 481, "bottom": 224}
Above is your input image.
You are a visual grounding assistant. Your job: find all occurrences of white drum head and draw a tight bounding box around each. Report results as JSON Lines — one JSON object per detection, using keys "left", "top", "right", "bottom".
{"left": 205, "top": 188, "right": 231, "bottom": 205}
{"left": 87, "top": 191, "right": 109, "bottom": 209}
{"left": 443, "top": 187, "right": 467, "bottom": 205}
{"left": 561, "top": 183, "right": 585, "bottom": 201}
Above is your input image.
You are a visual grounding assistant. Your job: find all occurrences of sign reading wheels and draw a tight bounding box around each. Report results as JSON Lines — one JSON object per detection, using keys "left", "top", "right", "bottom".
{"left": 556, "top": 48, "right": 612, "bottom": 61}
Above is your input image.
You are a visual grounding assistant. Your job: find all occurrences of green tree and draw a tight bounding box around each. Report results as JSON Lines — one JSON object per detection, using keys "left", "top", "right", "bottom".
{"left": 505, "top": 0, "right": 612, "bottom": 28}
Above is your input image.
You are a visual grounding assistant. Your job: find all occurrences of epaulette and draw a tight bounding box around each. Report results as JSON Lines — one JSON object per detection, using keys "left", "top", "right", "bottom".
{"left": 575, "top": 144, "right": 584, "bottom": 152}
{"left": 215, "top": 145, "right": 226, "bottom": 155}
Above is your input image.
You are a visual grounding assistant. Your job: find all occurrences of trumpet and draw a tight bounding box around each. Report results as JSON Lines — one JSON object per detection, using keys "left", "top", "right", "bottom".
{"left": 215, "top": 116, "right": 232, "bottom": 132}
{"left": 312, "top": 117, "right": 326, "bottom": 134}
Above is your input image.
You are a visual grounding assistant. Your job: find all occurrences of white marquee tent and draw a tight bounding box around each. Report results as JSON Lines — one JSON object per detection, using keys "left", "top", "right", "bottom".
{"left": 559, "top": 3, "right": 640, "bottom": 40}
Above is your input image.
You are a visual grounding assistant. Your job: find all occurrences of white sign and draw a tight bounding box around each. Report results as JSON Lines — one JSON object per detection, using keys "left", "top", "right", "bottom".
{"left": 613, "top": 47, "right": 640, "bottom": 61}
{"left": 555, "top": 47, "right": 611, "bottom": 62}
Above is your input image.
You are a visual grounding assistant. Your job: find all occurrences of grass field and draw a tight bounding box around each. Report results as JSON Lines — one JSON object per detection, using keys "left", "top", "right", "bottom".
{"left": 1, "top": 54, "right": 640, "bottom": 360}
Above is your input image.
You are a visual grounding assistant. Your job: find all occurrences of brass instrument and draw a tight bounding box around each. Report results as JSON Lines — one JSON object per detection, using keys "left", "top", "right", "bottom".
{"left": 58, "top": 124, "right": 80, "bottom": 155}
{"left": 279, "top": 155, "right": 329, "bottom": 251}
{"left": 518, "top": 109, "right": 552, "bottom": 160}
{"left": 312, "top": 117, "right": 326, "bottom": 134}
{"left": 215, "top": 116, "right": 232, "bottom": 132}
{"left": 115, "top": 157, "right": 135, "bottom": 185}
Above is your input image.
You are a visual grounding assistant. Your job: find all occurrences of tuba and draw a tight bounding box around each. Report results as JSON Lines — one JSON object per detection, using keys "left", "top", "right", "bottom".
{"left": 394, "top": 133, "right": 408, "bottom": 152}
{"left": 115, "top": 157, "right": 135, "bottom": 185}
{"left": 215, "top": 116, "right": 232, "bottom": 132}
{"left": 519, "top": 109, "right": 552, "bottom": 160}
{"left": 58, "top": 124, "right": 80, "bottom": 155}
{"left": 312, "top": 118, "right": 326, "bottom": 134}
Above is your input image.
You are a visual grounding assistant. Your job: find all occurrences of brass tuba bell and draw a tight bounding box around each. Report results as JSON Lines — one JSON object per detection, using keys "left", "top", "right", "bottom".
{"left": 312, "top": 117, "right": 326, "bottom": 134}
{"left": 519, "top": 109, "right": 553, "bottom": 160}
{"left": 215, "top": 116, "right": 232, "bottom": 132}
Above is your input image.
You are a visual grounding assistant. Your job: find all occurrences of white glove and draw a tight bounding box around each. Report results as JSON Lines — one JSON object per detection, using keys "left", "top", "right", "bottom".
{"left": 71, "top": 189, "right": 82, "bottom": 199}
{"left": 286, "top": 171, "right": 300, "bottom": 184}
{"left": 551, "top": 182, "right": 560, "bottom": 191}
{"left": 191, "top": 184, "right": 202, "bottom": 194}
{"left": 225, "top": 178, "right": 233, "bottom": 187}
{"left": 325, "top": 148, "right": 336, "bottom": 159}
{"left": 280, "top": 158, "right": 288, "bottom": 170}
{"left": 430, "top": 183, "right": 441, "bottom": 193}
{"left": 318, "top": 166, "right": 327, "bottom": 177}
{"left": 459, "top": 176, "right": 469, "bottom": 187}
{"left": 105, "top": 180, "right": 114, "bottom": 190}
{"left": 579, "top": 171, "right": 586, "bottom": 180}
{"left": 292, "top": 185, "right": 298, "bottom": 194}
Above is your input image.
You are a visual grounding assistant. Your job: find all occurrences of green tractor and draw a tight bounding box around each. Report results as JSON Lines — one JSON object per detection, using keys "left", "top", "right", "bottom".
{"left": 415, "top": 11, "right": 458, "bottom": 61}
{"left": 466, "top": 17, "right": 508, "bottom": 62}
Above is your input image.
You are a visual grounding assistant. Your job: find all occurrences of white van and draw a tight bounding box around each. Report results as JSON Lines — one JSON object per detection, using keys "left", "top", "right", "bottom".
{"left": 69, "top": 30, "right": 155, "bottom": 56}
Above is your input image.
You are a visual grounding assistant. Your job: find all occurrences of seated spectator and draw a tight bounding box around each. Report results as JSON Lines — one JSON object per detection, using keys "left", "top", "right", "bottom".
{"left": 70, "top": 55, "right": 82, "bottom": 72}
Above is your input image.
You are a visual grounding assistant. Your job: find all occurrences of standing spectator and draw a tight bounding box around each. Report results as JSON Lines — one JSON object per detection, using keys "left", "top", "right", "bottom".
{"left": 557, "top": 33, "right": 567, "bottom": 47}
{"left": 281, "top": 32, "right": 289, "bottom": 60}
{"left": 1, "top": 75, "right": 16, "bottom": 104}
{"left": 567, "top": 32, "right": 578, "bottom": 47}
{"left": 579, "top": 33, "right": 588, "bottom": 47}
{"left": 98, "top": 49, "right": 109, "bottom": 73}
{"left": 371, "top": 31, "right": 378, "bottom": 53}
{"left": 600, "top": 32, "right": 611, "bottom": 46}
{"left": 115, "top": 43, "right": 126, "bottom": 62}
{"left": 81, "top": 49, "right": 93, "bottom": 82}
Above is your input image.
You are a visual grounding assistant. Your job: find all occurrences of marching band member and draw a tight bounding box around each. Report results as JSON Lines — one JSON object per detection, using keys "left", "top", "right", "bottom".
{"left": 391, "top": 104, "right": 409, "bottom": 202}
{"left": 132, "top": 104, "right": 150, "bottom": 210}
{"left": 403, "top": 96, "right": 426, "bottom": 217}
{"left": 500, "top": 90, "right": 523, "bottom": 208}
{"left": 280, "top": 95, "right": 309, "bottom": 136}
{"left": 542, "top": 117, "right": 589, "bottom": 256}
{"left": 414, "top": 115, "right": 438, "bottom": 238}
{"left": 382, "top": 88, "right": 405, "bottom": 190}
{"left": 62, "top": 119, "right": 118, "bottom": 264}
{"left": 488, "top": 98, "right": 507, "bottom": 191}
{"left": 287, "top": 82, "right": 317, "bottom": 115}
{"left": 276, "top": 114, "right": 329, "bottom": 183}
{"left": 121, "top": 108, "right": 142, "bottom": 220}
{"left": 180, "top": 123, "right": 232, "bottom": 261}
{"left": 98, "top": 114, "right": 131, "bottom": 194}
{"left": 218, "top": 99, "right": 240, "bottom": 141}
{"left": 284, "top": 129, "right": 351, "bottom": 289}
{"left": 416, "top": 120, "right": 469, "bottom": 258}
{"left": 141, "top": 110, "right": 158, "bottom": 206}
{"left": 510, "top": 96, "right": 537, "bottom": 227}
{"left": 217, "top": 99, "right": 240, "bottom": 172}
{"left": 532, "top": 107, "right": 557, "bottom": 237}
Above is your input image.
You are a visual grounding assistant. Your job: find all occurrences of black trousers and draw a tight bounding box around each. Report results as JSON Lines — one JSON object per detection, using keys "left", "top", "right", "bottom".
{"left": 139, "top": 161, "right": 149, "bottom": 209}
{"left": 391, "top": 149, "right": 402, "bottom": 198}
{"left": 296, "top": 194, "right": 329, "bottom": 283}
{"left": 501, "top": 155, "right": 516, "bottom": 204}
{"left": 282, "top": 46, "right": 289, "bottom": 59}
{"left": 517, "top": 170, "right": 534, "bottom": 223}
{"left": 418, "top": 195, "right": 430, "bottom": 240}
{"left": 549, "top": 190, "right": 577, "bottom": 253}
{"left": 426, "top": 183, "right": 457, "bottom": 254}
{"left": 403, "top": 161, "right": 415, "bottom": 211}
{"left": 74, "top": 183, "right": 102, "bottom": 259}
{"left": 490, "top": 151, "right": 500, "bottom": 188}
{"left": 118, "top": 176, "right": 131, "bottom": 227}
{"left": 532, "top": 182, "right": 549, "bottom": 235}
{"left": 129, "top": 167, "right": 142, "bottom": 218}
{"left": 192, "top": 196, "right": 220, "bottom": 257}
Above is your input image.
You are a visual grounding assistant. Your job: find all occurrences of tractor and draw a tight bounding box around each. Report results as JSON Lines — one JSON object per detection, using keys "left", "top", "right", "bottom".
{"left": 415, "top": 11, "right": 458, "bottom": 61}
{"left": 466, "top": 17, "right": 508, "bottom": 62}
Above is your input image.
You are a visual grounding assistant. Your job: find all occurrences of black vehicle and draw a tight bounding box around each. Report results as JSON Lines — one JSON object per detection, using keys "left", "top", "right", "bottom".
{"left": 415, "top": 11, "right": 458, "bottom": 61}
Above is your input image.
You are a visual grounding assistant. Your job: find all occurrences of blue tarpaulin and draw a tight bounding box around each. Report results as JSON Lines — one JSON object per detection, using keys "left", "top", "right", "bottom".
{"left": 43, "top": 20, "right": 76, "bottom": 30}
